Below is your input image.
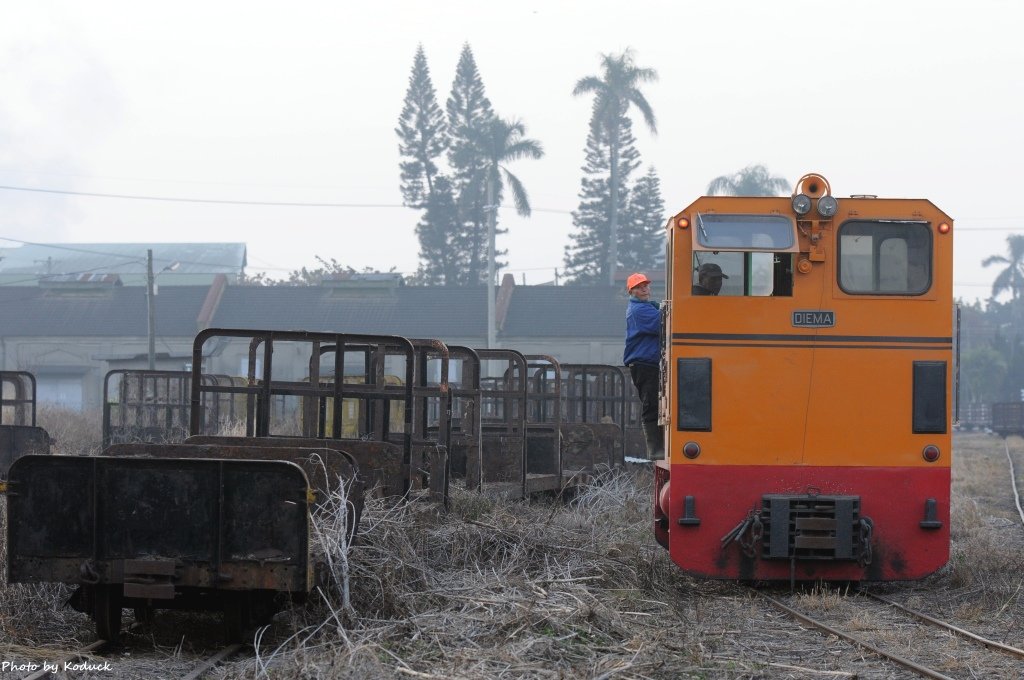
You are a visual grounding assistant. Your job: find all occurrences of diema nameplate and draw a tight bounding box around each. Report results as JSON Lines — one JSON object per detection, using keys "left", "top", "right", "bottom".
{"left": 792, "top": 310, "right": 836, "bottom": 328}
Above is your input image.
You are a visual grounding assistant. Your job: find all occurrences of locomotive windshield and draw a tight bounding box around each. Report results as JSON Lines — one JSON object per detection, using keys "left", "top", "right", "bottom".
{"left": 695, "top": 213, "right": 795, "bottom": 250}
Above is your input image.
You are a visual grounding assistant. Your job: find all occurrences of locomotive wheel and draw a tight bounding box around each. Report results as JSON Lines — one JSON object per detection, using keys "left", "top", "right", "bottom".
{"left": 94, "top": 585, "right": 123, "bottom": 642}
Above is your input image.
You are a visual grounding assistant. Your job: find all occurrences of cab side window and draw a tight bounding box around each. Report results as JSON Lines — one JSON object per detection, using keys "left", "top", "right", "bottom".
{"left": 692, "top": 252, "right": 793, "bottom": 297}
{"left": 839, "top": 222, "right": 931, "bottom": 295}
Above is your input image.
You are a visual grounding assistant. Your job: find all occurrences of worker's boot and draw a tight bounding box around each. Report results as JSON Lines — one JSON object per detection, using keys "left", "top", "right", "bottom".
{"left": 643, "top": 422, "right": 665, "bottom": 461}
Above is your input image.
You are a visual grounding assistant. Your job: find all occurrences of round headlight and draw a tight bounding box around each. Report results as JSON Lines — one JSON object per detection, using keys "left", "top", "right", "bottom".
{"left": 817, "top": 195, "right": 838, "bottom": 218}
{"left": 792, "top": 194, "right": 812, "bottom": 215}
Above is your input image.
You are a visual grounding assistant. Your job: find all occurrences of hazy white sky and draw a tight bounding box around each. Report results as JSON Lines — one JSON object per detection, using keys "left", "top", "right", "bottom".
{"left": 1, "top": 1, "right": 1021, "bottom": 302}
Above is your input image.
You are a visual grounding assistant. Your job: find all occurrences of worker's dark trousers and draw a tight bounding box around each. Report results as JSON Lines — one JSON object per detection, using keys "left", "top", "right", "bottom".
{"left": 629, "top": 361, "right": 664, "bottom": 460}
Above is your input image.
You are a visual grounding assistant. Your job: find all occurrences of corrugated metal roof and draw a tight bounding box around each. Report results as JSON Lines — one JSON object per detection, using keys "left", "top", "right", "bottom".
{"left": 0, "top": 281, "right": 628, "bottom": 341}
{"left": 0, "top": 285, "right": 210, "bottom": 337}
{"left": 212, "top": 285, "right": 488, "bottom": 337}
{"left": 502, "top": 285, "right": 627, "bottom": 337}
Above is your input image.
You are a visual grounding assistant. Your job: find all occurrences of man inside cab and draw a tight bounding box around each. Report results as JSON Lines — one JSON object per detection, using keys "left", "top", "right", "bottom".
{"left": 692, "top": 262, "right": 729, "bottom": 296}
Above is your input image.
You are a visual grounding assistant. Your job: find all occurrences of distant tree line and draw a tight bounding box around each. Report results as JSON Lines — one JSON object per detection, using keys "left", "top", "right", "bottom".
{"left": 960, "top": 235, "right": 1024, "bottom": 405}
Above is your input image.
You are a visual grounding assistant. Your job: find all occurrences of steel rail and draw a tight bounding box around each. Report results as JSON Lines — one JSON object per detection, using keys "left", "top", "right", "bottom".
{"left": 762, "top": 594, "right": 957, "bottom": 680}
{"left": 1004, "top": 439, "right": 1024, "bottom": 526}
{"left": 180, "top": 643, "right": 246, "bottom": 680}
{"left": 859, "top": 591, "right": 1024, "bottom": 660}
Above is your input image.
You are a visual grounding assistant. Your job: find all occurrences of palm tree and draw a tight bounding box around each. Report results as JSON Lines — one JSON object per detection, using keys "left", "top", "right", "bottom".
{"left": 573, "top": 49, "right": 657, "bottom": 285}
{"left": 467, "top": 116, "right": 544, "bottom": 347}
{"left": 707, "top": 164, "right": 790, "bottom": 196}
{"left": 983, "top": 234, "right": 1024, "bottom": 300}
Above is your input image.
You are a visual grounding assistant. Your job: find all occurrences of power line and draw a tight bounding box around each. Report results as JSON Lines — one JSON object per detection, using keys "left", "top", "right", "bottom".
{"left": 0, "top": 183, "right": 574, "bottom": 214}
{"left": 0, "top": 184, "right": 409, "bottom": 208}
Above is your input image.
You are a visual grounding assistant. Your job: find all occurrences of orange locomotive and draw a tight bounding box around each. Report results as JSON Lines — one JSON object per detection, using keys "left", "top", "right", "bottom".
{"left": 653, "top": 173, "right": 953, "bottom": 581}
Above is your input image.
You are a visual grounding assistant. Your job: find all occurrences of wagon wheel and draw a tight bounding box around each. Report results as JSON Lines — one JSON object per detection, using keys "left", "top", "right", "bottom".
{"left": 94, "top": 585, "right": 123, "bottom": 642}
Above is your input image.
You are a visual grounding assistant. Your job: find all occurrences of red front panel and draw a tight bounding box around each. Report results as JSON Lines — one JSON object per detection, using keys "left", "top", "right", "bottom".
{"left": 664, "top": 464, "right": 950, "bottom": 581}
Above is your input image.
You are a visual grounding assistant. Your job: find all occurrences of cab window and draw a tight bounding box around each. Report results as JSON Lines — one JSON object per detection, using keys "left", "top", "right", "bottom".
{"left": 838, "top": 221, "right": 931, "bottom": 295}
{"left": 695, "top": 214, "right": 795, "bottom": 250}
{"left": 691, "top": 252, "right": 793, "bottom": 297}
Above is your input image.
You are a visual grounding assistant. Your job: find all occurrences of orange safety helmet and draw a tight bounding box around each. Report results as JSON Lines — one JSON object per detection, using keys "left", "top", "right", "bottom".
{"left": 626, "top": 272, "right": 651, "bottom": 291}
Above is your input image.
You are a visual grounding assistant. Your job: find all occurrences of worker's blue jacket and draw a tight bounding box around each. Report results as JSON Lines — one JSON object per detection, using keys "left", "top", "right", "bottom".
{"left": 623, "top": 297, "right": 661, "bottom": 366}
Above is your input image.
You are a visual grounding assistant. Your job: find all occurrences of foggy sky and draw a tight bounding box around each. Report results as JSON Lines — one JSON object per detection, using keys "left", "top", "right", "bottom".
{"left": 1, "top": 1, "right": 1021, "bottom": 303}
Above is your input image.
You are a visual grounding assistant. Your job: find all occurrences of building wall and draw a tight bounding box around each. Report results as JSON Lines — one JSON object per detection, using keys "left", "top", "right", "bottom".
{"left": 1, "top": 335, "right": 197, "bottom": 412}
{"left": 0, "top": 331, "right": 625, "bottom": 414}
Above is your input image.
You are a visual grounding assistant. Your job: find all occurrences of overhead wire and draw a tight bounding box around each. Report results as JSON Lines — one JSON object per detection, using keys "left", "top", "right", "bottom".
{"left": 0, "top": 183, "right": 574, "bottom": 214}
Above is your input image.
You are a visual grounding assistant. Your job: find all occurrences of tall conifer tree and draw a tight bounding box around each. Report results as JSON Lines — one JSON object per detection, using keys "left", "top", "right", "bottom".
{"left": 563, "top": 115, "right": 640, "bottom": 284}
{"left": 572, "top": 50, "right": 658, "bottom": 284}
{"left": 620, "top": 167, "right": 666, "bottom": 274}
{"left": 446, "top": 44, "right": 496, "bottom": 285}
{"left": 396, "top": 44, "right": 448, "bottom": 208}
{"left": 413, "top": 176, "right": 464, "bottom": 285}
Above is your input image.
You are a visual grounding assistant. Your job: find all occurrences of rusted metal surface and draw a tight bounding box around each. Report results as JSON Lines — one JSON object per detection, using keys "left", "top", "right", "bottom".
{"left": 0, "top": 371, "right": 47, "bottom": 478}
{"left": 476, "top": 349, "right": 528, "bottom": 497}
{"left": 0, "top": 425, "right": 50, "bottom": 479}
{"left": 185, "top": 435, "right": 382, "bottom": 510}
{"left": 313, "top": 337, "right": 452, "bottom": 503}
{"left": 560, "top": 363, "right": 630, "bottom": 463}
{"left": 0, "top": 371, "right": 38, "bottom": 426}
{"left": 102, "top": 370, "right": 245, "bottom": 448}
{"left": 561, "top": 422, "right": 624, "bottom": 472}
{"left": 6, "top": 454, "right": 310, "bottom": 596}
{"left": 103, "top": 370, "right": 192, "bottom": 447}
{"left": 107, "top": 440, "right": 365, "bottom": 528}
{"left": 525, "top": 355, "right": 563, "bottom": 491}
{"left": 190, "top": 329, "right": 430, "bottom": 502}
{"left": 444, "top": 346, "right": 482, "bottom": 489}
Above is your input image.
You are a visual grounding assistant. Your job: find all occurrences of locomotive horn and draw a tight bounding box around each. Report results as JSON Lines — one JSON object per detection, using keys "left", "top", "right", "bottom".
{"left": 793, "top": 173, "right": 831, "bottom": 198}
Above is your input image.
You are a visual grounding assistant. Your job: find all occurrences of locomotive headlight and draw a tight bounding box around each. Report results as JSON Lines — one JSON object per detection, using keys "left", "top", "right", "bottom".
{"left": 792, "top": 194, "right": 812, "bottom": 215}
{"left": 817, "top": 195, "right": 838, "bottom": 218}
{"left": 922, "top": 445, "right": 940, "bottom": 462}
{"left": 683, "top": 441, "right": 701, "bottom": 459}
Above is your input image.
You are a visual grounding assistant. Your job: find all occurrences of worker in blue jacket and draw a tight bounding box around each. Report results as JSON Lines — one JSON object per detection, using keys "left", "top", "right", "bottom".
{"left": 623, "top": 272, "right": 663, "bottom": 459}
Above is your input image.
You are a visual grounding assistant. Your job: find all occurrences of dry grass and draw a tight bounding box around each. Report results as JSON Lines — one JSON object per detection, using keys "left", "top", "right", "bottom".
{"left": 2, "top": 430, "right": 1023, "bottom": 679}
{"left": 934, "top": 434, "right": 1024, "bottom": 604}
{"left": 224, "top": 468, "right": 709, "bottom": 679}
{"left": 36, "top": 405, "right": 103, "bottom": 456}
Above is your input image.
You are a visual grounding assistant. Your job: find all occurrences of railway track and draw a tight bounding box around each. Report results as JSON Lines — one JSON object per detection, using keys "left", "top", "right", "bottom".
{"left": 749, "top": 437, "right": 1024, "bottom": 678}
{"left": 1004, "top": 438, "right": 1024, "bottom": 527}
{"left": 16, "top": 640, "right": 246, "bottom": 680}
{"left": 760, "top": 588, "right": 1024, "bottom": 679}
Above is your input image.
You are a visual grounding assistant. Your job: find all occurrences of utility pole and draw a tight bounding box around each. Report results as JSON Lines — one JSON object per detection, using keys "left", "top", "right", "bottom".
{"left": 147, "top": 249, "right": 155, "bottom": 370}
{"left": 485, "top": 181, "right": 497, "bottom": 349}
